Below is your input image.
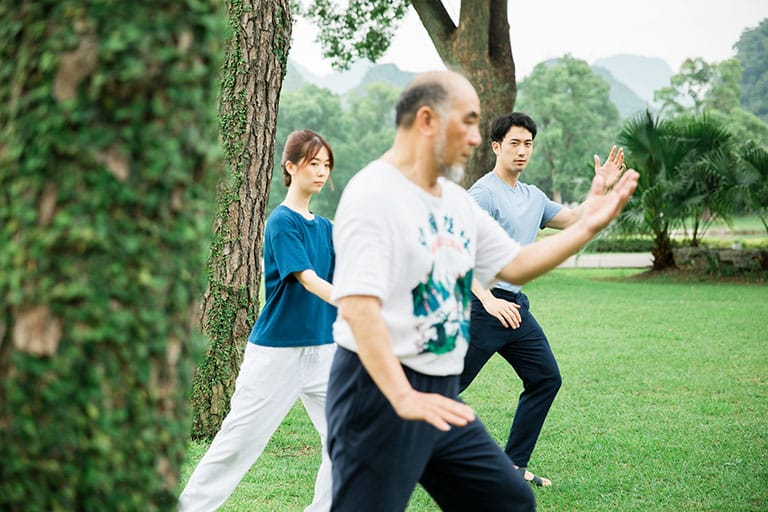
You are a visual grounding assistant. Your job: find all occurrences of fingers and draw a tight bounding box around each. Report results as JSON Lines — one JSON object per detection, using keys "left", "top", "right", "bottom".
{"left": 400, "top": 392, "right": 476, "bottom": 432}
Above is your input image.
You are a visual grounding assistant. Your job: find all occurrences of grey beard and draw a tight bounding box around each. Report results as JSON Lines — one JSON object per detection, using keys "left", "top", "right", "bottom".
{"left": 441, "top": 165, "right": 465, "bottom": 183}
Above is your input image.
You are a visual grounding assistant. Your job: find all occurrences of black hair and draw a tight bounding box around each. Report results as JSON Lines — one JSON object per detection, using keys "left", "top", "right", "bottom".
{"left": 489, "top": 112, "right": 538, "bottom": 142}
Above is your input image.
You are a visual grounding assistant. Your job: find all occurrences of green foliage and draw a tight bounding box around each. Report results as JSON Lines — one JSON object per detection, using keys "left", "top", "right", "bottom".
{"left": 737, "top": 143, "right": 768, "bottom": 233}
{"left": 0, "top": 1, "right": 225, "bottom": 509}
{"left": 516, "top": 55, "right": 620, "bottom": 203}
{"left": 735, "top": 17, "right": 768, "bottom": 120}
{"left": 616, "top": 111, "right": 688, "bottom": 268}
{"left": 654, "top": 57, "right": 714, "bottom": 116}
{"left": 300, "top": 0, "right": 408, "bottom": 70}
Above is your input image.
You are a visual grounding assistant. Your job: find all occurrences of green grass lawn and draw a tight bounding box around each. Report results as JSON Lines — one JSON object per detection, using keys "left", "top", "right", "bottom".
{"left": 180, "top": 269, "right": 768, "bottom": 511}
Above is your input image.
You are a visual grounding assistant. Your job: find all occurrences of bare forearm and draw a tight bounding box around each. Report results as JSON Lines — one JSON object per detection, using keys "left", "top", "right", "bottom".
{"left": 499, "top": 220, "right": 594, "bottom": 285}
{"left": 295, "top": 269, "right": 334, "bottom": 305}
{"left": 339, "top": 297, "right": 413, "bottom": 405}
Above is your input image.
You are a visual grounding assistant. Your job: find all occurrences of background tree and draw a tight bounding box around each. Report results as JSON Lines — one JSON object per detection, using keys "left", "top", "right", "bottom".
{"left": 654, "top": 55, "right": 768, "bottom": 147}
{"left": 654, "top": 57, "right": 714, "bottom": 116}
{"left": 737, "top": 142, "right": 768, "bottom": 234}
{"left": 0, "top": 1, "right": 224, "bottom": 508}
{"left": 189, "top": 0, "right": 292, "bottom": 440}
{"left": 516, "top": 55, "right": 620, "bottom": 203}
{"left": 303, "top": 0, "right": 518, "bottom": 186}
{"left": 671, "top": 114, "right": 738, "bottom": 246}
{"left": 734, "top": 17, "right": 768, "bottom": 120}
{"left": 617, "top": 112, "right": 687, "bottom": 269}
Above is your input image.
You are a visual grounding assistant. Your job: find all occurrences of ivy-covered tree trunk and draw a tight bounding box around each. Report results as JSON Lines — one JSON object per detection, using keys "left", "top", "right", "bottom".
{"left": 189, "top": 0, "right": 292, "bottom": 440}
{"left": 0, "top": 2, "right": 224, "bottom": 510}
{"left": 411, "top": 0, "right": 517, "bottom": 186}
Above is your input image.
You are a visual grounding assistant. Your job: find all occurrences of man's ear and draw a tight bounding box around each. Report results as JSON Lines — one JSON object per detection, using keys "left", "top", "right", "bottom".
{"left": 416, "top": 106, "right": 439, "bottom": 135}
{"left": 491, "top": 140, "right": 501, "bottom": 154}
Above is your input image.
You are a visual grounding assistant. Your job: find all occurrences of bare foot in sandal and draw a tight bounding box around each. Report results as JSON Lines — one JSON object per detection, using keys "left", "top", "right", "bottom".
{"left": 515, "top": 466, "right": 552, "bottom": 487}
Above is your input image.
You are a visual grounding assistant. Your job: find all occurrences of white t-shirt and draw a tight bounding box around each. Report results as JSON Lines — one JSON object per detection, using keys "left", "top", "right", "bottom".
{"left": 332, "top": 160, "right": 520, "bottom": 376}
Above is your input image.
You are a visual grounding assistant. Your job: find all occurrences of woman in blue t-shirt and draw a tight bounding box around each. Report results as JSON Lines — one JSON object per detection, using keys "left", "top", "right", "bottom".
{"left": 179, "top": 130, "right": 336, "bottom": 512}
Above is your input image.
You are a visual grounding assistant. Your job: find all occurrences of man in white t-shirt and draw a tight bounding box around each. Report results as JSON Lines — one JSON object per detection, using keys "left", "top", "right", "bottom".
{"left": 327, "top": 70, "right": 638, "bottom": 512}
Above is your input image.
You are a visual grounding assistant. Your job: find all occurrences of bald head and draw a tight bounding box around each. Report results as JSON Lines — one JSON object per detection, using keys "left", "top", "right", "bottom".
{"left": 395, "top": 71, "right": 477, "bottom": 128}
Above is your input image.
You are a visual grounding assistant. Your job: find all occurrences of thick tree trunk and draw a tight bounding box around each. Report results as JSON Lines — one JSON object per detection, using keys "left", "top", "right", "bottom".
{"left": 0, "top": 2, "right": 223, "bottom": 509}
{"left": 411, "top": 0, "right": 517, "bottom": 187}
{"left": 189, "top": 0, "right": 292, "bottom": 440}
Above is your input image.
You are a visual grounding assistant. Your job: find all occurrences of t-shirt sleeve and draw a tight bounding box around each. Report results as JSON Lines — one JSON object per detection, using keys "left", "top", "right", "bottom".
{"left": 266, "top": 217, "right": 314, "bottom": 280}
{"left": 471, "top": 198, "right": 520, "bottom": 287}
{"left": 331, "top": 182, "right": 395, "bottom": 303}
{"left": 539, "top": 189, "right": 564, "bottom": 228}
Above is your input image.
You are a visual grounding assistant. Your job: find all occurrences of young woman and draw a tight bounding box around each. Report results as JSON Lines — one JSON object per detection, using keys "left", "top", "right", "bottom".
{"left": 179, "top": 129, "right": 336, "bottom": 512}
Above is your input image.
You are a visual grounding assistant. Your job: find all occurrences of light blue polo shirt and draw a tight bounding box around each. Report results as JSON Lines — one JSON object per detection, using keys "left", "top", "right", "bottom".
{"left": 469, "top": 171, "right": 563, "bottom": 293}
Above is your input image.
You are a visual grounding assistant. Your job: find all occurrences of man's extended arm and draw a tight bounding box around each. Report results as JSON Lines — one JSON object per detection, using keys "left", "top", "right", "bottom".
{"left": 499, "top": 170, "right": 638, "bottom": 286}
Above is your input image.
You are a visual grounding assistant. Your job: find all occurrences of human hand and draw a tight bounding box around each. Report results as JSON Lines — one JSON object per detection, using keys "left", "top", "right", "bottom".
{"left": 593, "top": 146, "right": 625, "bottom": 191}
{"left": 391, "top": 389, "right": 476, "bottom": 432}
{"left": 579, "top": 168, "right": 639, "bottom": 235}
{"left": 480, "top": 294, "right": 521, "bottom": 329}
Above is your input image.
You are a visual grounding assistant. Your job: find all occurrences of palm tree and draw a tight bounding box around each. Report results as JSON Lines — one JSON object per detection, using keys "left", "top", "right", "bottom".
{"left": 671, "top": 114, "right": 738, "bottom": 246}
{"left": 738, "top": 142, "right": 768, "bottom": 234}
{"left": 617, "top": 111, "right": 688, "bottom": 269}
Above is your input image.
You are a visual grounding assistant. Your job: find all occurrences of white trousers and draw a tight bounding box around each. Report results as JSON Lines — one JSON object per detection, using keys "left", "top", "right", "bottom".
{"left": 178, "top": 342, "right": 336, "bottom": 512}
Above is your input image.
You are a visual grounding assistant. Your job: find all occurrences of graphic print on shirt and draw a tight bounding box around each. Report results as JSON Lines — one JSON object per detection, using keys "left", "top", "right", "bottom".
{"left": 411, "top": 212, "right": 473, "bottom": 355}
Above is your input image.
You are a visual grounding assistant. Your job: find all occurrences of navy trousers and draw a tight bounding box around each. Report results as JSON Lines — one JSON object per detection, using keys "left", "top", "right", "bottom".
{"left": 460, "top": 290, "right": 562, "bottom": 468}
{"left": 327, "top": 347, "right": 536, "bottom": 512}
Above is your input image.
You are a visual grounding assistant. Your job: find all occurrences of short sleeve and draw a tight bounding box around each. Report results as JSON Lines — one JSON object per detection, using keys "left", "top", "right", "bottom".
{"left": 331, "top": 182, "right": 395, "bottom": 302}
{"left": 541, "top": 196, "right": 564, "bottom": 228}
{"left": 265, "top": 218, "right": 313, "bottom": 280}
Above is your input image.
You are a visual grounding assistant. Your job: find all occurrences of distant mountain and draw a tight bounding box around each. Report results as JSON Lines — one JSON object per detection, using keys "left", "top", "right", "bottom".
{"left": 287, "top": 54, "right": 672, "bottom": 119}
{"left": 592, "top": 66, "right": 649, "bottom": 118}
{"left": 351, "top": 63, "right": 415, "bottom": 95}
{"left": 291, "top": 59, "right": 373, "bottom": 94}
{"left": 532, "top": 57, "right": 651, "bottom": 119}
{"left": 592, "top": 54, "right": 674, "bottom": 106}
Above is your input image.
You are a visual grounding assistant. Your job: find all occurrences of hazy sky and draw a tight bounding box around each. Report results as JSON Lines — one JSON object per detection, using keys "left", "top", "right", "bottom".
{"left": 290, "top": 0, "right": 768, "bottom": 78}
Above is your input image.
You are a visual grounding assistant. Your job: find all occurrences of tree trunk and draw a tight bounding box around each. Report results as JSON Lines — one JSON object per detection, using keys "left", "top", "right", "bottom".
{"left": 189, "top": 0, "right": 292, "bottom": 440}
{"left": 0, "top": 2, "right": 224, "bottom": 509}
{"left": 411, "top": 0, "right": 517, "bottom": 187}
{"left": 652, "top": 230, "right": 677, "bottom": 270}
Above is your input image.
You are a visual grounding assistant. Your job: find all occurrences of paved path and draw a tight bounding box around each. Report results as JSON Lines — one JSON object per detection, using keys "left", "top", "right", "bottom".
{"left": 557, "top": 252, "right": 653, "bottom": 268}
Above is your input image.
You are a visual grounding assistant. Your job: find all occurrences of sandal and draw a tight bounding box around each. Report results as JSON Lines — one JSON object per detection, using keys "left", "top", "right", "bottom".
{"left": 515, "top": 466, "right": 552, "bottom": 487}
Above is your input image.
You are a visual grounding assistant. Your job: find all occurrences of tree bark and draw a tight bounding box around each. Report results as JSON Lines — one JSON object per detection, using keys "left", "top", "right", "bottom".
{"left": 0, "top": 2, "right": 223, "bottom": 508}
{"left": 189, "top": 0, "right": 292, "bottom": 439}
{"left": 411, "top": 0, "right": 517, "bottom": 187}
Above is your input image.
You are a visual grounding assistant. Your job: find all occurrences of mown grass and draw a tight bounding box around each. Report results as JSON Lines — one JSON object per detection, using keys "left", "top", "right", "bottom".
{"left": 180, "top": 269, "right": 768, "bottom": 511}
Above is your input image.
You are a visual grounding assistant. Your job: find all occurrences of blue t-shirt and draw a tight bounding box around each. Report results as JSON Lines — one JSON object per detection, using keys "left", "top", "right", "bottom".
{"left": 248, "top": 205, "right": 336, "bottom": 347}
{"left": 469, "top": 172, "right": 563, "bottom": 293}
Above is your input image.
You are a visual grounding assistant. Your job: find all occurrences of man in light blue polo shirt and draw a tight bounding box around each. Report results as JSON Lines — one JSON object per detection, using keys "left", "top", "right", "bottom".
{"left": 461, "top": 112, "right": 625, "bottom": 487}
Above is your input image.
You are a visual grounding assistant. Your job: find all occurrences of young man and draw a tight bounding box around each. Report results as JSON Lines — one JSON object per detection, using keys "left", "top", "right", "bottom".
{"left": 327, "top": 71, "right": 637, "bottom": 511}
{"left": 460, "top": 112, "right": 625, "bottom": 487}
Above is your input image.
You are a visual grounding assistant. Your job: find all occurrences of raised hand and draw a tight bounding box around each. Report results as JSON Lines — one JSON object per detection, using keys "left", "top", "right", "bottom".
{"left": 593, "top": 146, "right": 625, "bottom": 191}
{"left": 580, "top": 168, "right": 639, "bottom": 235}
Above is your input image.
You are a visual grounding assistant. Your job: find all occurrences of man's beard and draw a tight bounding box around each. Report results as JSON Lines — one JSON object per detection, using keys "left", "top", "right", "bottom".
{"left": 441, "top": 164, "right": 465, "bottom": 183}
{"left": 434, "top": 128, "right": 466, "bottom": 183}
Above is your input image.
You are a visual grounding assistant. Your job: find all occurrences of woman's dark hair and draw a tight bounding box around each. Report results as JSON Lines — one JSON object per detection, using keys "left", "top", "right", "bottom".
{"left": 489, "top": 112, "right": 538, "bottom": 142}
{"left": 282, "top": 129, "right": 334, "bottom": 187}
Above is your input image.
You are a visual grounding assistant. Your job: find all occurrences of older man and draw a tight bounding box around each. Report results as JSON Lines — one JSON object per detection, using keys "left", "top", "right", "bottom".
{"left": 327, "top": 70, "right": 638, "bottom": 511}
